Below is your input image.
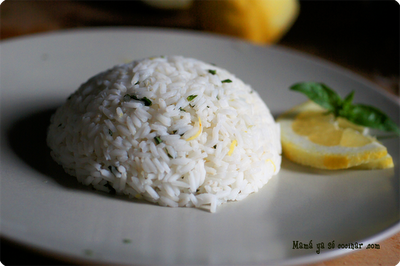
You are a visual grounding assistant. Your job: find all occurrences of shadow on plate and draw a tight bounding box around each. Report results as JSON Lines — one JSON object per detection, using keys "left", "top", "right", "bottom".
{"left": 6, "top": 107, "right": 75, "bottom": 185}
{"left": 280, "top": 157, "right": 350, "bottom": 176}
{"left": 6, "top": 107, "right": 149, "bottom": 204}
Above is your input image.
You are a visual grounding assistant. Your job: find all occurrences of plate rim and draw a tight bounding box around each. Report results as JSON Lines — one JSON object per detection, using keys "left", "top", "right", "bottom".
{"left": 1, "top": 26, "right": 399, "bottom": 265}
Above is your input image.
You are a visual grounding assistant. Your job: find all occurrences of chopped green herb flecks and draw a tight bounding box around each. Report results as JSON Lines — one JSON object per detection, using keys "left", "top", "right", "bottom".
{"left": 213, "top": 145, "right": 217, "bottom": 149}
{"left": 221, "top": 79, "right": 232, "bottom": 83}
{"left": 141, "top": 97, "right": 152, "bottom": 106}
{"left": 123, "top": 94, "right": 132, "bottom": 101}
{"left": 208, "top": 69, "right": 217, "bottom": 75}
{"left": 187, "top": 95, "right": 197, "bottom": 101}
{"left": 123, "top": 239, "right": 132, "bottom": 244}
{"left": 165, "top": 148, "right": 173, "bottom": 158}
{"left": 179, "top": 107, "right": 186, "bottom": 112}
{"left": 216, "top": 95, "right": 220, "bottom": 100}
{"left": 154, "top": 136, "right": 163, "bottom": 145}
{"left": 123, "top": 94, "right": 152, "bottom": 106}
{"left": 109, "top": 129, "right": 113, "bottom": 136}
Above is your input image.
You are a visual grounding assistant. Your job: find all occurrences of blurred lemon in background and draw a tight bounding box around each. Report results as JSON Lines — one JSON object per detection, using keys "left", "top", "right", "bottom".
{"left": 142, "top": 0, "right": 299, "bottom": 44}
{"left": 194, "top": 0, "right": 299, "bottom": 44}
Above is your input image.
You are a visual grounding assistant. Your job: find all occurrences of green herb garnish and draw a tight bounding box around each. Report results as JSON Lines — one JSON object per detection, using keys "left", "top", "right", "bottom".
{"left": 123, "top": 94, "right": 132, "bottom": 101}
{"left": 124, "top": 94, "right": 152, "bottom": 106}
{"left": 141, "top": 97, "right": 152, "bottom": 106}
{"left": 179, "top": 107, "right": 186, "bottom": 112}
{"left": 109, "top": 129, "right": 113, "bottom": 136}
{"left": 154, "top": 136, "right": 163, "bottom": 145}
{"left": 165, "top": 148, "right": 173, "bottom": 158}
{"left": 290, "top": 82, "right": 400, "bottom": 135}
{"left": 221, "top": 79, "right": 232, "bottom": 83}
{"left": 187, "top": 95, "right": 197, "bottom": 101}
{"left": 208, "top": 69, "right": 217, "bottom": 75}
{"left": 123, "top": 239, "right": 132, "bottom": 244}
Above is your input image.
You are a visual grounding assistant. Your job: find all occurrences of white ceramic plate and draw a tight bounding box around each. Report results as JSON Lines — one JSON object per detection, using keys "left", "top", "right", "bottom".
{"left": 1, "top": 28, "right": 399, "bottom": 265}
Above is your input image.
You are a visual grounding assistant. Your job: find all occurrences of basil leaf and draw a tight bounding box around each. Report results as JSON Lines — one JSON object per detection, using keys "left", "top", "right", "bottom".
{"left": 339, "top": 90, "right": 355, "bottom": 117}
{"left": 290, "top": 82, "right": 400, "bottom": 135}
{"left": 343, "top": 90, "right": 354, "bottom": 108}
{"left": 290, "top": 82, "right": 342, "bottom": 114}
{"left": 344, "top": 104, "right": 400, "bottom": 134}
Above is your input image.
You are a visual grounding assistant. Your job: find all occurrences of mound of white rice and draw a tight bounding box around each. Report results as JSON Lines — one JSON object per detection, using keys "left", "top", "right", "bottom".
{"left": 47, "top": 56, "right": 281, "bottom": 212}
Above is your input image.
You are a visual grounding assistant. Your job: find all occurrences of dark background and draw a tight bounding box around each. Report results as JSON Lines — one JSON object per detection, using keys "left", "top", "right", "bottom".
{"left": 64, "top": 0, "right": 400, "bottom": 95}
{"left": 281, "top": 1, "right": 398, "bottom": 82}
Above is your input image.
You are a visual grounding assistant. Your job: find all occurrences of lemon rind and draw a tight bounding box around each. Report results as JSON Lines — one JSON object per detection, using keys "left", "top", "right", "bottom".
{"left": 277, "top": 101, "right": 390, "bottom": 170}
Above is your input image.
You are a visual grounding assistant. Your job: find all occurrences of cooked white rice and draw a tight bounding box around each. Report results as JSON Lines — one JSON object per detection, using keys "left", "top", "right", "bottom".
{"left": 47, "top": 55, "right": 281, "bottom": 212}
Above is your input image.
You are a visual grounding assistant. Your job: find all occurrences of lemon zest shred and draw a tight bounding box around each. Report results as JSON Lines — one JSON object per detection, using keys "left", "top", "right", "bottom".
{"left": 228, "top": 140, "right": 237, "bottom": 156}
{"left": 186, "top": 117, "right": 202, "bottom": 141}
{"left": 265, "top": 159, "right": 276, "bottom": 173}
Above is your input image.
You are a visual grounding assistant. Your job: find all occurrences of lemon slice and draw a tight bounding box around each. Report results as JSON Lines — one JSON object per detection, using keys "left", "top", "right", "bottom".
{"left": 352, "top": 154, "right": 394, "bottom": 170}
{"left": 277, "top": 101, "right": 393, "bottom": 170}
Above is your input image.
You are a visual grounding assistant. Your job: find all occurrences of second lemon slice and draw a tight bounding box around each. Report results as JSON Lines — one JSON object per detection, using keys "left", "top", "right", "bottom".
{"left": 277, "top": 101, "right": 393, "bottom": 170}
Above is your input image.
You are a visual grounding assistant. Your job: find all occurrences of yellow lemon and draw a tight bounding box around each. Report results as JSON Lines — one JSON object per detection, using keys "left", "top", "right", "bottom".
{"left": 194, "top": 0, "right": 300, "bottom": 44}
{"left": 277, "top": 101, "right": 393, "bottom": 170}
